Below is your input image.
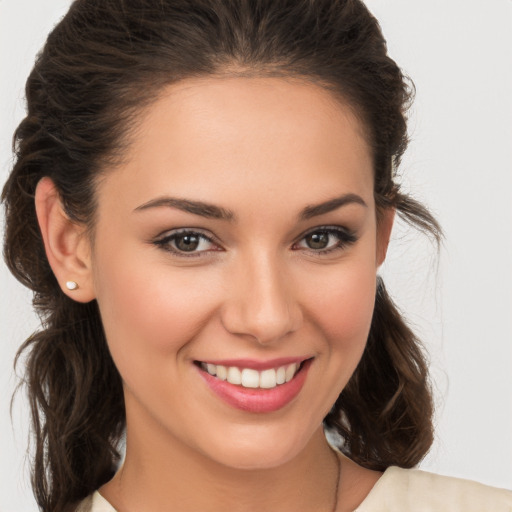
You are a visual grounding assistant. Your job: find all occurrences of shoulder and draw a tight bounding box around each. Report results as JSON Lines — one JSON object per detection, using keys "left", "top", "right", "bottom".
{"left": 75, "top": 491, "right": 116, "bottom": 512}
{"left": 356, "top": 466, "right": 512, "bottom": 512}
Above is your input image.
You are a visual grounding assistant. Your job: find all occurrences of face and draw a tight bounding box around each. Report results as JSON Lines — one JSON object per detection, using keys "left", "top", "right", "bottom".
{"left": 88, "top": 76, "right": 391, "bottom": 470}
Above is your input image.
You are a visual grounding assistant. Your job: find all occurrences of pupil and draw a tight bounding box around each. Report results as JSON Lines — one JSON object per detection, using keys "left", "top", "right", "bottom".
{"left": 176, "top": 234, "right": 199, "bottom": 252}
{"left": 307, "top": 232, "right": 329, "bottom": 249}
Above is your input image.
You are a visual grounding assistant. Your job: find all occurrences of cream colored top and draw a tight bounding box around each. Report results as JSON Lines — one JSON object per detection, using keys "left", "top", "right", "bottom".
{"left": 76, "top": 467, "right": 512, "bottom": 512}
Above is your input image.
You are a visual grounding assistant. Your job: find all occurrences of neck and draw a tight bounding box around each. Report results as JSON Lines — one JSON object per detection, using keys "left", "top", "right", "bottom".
{"left": 102, "top": 423, "right": 340, "bottom": 512}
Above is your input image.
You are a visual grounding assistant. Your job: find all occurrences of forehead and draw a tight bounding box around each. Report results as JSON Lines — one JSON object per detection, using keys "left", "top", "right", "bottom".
{"left": 97, "top": 76, "right": 374, "bottom": 216}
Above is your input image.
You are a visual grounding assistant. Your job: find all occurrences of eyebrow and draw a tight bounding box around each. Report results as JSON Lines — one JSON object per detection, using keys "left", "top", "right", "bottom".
{"left": 133, "top": 193, "right": 366, "bottom": 221}
{"left": 134, "top": 197, "right": 235, "bottom": 220}
{"left": 299, "top": 193, "right": 367, "bottom": 220}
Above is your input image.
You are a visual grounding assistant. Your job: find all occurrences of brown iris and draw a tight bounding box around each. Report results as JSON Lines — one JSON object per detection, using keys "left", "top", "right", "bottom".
{"left": 304, "top": 232, "right": 330, "bottom": 250}
{"left": 175, "top": 233, "right": 201, "bottom": 252}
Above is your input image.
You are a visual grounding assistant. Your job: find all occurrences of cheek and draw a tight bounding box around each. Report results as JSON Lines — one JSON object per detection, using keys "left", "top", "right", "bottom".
{"left": 296, "top": 257, "right": 377, "bottom": 419}
{"left": 327, "top": 271, "right": 376, "bottom": 342}
{"left": 303, "top": 258, "right": 377, "bottom": 349}
{"left": 92, "top": 246, "right": 221, "bottom": 367}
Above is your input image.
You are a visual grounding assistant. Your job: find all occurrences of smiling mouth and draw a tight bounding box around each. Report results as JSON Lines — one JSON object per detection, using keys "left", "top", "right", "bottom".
{"left": 194, "top": 359, "right": 310, "bottom": 390}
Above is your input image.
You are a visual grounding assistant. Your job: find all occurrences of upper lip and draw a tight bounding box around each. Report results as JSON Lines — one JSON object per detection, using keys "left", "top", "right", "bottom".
{"left": 195, "top": 356, "right": 312, "bottom": 371}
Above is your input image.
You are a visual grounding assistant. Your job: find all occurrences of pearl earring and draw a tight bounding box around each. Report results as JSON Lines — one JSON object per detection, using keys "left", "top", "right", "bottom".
{"left": 66, "top": 281, "right": 79, "bottom": 291}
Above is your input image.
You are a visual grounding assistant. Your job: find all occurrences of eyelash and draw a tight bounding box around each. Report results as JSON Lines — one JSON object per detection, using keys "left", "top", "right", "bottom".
{"left": 152, "top": 226, "right": 357, "bottom": 258}
{"left": 152, "top": 229, "right": 219, "bottom": 258}
{"left": 293, "top": 226, "right": 358, "bottom": 255}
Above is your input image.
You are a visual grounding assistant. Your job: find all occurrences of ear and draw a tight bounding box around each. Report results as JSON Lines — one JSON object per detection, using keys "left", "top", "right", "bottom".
{"left": 375, "top": 207, "right": 395, "bottom": 268}
{"left": 35, "top": 177, "right": 95, "bottom": 302}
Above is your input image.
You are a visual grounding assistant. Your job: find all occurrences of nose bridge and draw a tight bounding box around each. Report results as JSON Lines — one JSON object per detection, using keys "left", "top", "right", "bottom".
{"left": 222, "top": 249, "right": 301, "bottom": 344}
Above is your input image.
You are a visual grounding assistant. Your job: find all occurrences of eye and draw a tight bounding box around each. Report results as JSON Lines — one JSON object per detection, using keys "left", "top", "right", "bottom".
{"left": 294, "top": 226, "right": 357, "bottom": 254}
{"left": 153, "top": 229, "right": 220, "bottom": 256}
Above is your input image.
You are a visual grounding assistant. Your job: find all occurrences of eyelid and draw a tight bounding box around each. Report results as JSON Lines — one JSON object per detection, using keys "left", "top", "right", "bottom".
{"left": 154, "top": 226, "right": 216, "bottom": 241}
{"left": 296, "top": 224, "right": 356, "bottom": 241}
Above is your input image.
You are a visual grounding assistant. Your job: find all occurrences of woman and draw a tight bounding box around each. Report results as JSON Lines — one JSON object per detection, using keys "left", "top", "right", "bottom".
{"left": 2, "top": 1, "right": 511, "bottom": 511}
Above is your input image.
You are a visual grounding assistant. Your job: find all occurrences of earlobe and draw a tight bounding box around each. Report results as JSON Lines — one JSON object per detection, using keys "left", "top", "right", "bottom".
{"left": 376, "top": 207, "right": 395, "bottom": 268}
{"left": 35, "top": 177, "right": 96, "bottom": 302}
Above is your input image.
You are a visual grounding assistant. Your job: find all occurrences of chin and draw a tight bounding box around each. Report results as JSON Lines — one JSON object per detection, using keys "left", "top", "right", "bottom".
{"left": 214, "top": 447, "right": 298, "bottom": 471}
{"left": 197, "top": 423, "right": 316, "bottom": 470}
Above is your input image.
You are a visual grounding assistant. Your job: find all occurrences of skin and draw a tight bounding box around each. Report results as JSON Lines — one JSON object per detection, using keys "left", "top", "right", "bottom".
{"left": 36, "top": 76, "right": 393, "bottom": 512}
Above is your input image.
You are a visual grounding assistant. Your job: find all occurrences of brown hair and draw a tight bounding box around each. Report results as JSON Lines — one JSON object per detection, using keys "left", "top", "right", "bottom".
{"left": 2, "top": 1, "right": 441, "bottom": 510}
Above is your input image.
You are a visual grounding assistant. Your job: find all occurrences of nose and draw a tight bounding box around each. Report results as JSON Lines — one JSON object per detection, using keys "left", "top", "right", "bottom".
{"left": 220, "top": 253, "right": 303, "bottom": 345}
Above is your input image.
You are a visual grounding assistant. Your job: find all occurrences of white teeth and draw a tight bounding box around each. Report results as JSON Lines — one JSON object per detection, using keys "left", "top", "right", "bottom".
{"left": 227, "top": 366, "right": 242, "bottom": 385}
{"left": 216, "top": 365, "right": 227, "bottom": 380}
{"left": 200, "top": 361, "right": 303, "bottom": 389}
{"left": 260, "top": 369, "right": 277, "bottom": 389}
{"left": 241, "top": 369, "right": 260, "bottom": 388}
{"left": 285, "top": 363, "right": 297, "bottom": 383}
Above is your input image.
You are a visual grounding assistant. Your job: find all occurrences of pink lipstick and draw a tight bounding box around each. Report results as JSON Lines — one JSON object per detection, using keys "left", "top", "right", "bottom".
{"left": 195, "top": 358, "right": 312, "bottom": 413}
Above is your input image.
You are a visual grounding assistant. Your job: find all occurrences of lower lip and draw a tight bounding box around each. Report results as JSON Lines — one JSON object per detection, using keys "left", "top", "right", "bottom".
{"left": 196, "top": 359, "right": 312, "bottom": 413}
